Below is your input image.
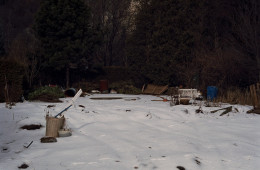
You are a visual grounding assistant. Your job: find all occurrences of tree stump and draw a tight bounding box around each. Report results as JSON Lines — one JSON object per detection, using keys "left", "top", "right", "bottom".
{"left": 45, "top": 116, "right": 65, "bottom": 137}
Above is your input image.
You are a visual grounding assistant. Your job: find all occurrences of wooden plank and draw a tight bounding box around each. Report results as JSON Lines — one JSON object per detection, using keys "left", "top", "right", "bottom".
{"left": 250, "top": 85, "right": 254, "bottom": 108}
{"left": 154, "top": 85, "right": 168, "bottom": 95}
{"left": 143, "top": 84, "right": 168, "bottom": 95}
{"left": 143, "top": 84, "right": 156, "bottom": 94}
{"left": 257, "top": 83, "right": 260, "bottom": 108}
{"left": 158, "top": 85, "right": 169, "bottom": 95}
{"left": 250, "top": 85, "right": 258, "bottom": 109}
{"left": 142, "top": 84, "right": 145, "bottom": 93}
{"left": 152, "top": 86, "right": 157, "bottom": 94}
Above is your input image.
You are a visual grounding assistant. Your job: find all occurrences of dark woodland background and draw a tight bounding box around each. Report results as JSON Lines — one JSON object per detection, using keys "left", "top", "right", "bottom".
{"left": 0, "top": 0, "right": 259, "bottom": 101}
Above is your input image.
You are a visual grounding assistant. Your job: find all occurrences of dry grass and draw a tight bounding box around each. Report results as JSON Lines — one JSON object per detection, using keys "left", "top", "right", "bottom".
{"left": 217, "top": 87, "right": 254, "bottom": 106}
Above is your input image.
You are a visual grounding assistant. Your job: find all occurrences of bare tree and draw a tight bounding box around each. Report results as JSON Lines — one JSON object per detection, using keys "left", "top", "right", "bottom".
{"left": 0, "top": 0, "right": 41, "bottom": 54}
{"left": 8, "top": 29, "right": 41, "bottom": 88}
{"left": 87, "top": 0, "right": 132, "bottom": 66}
{"left": 228, "top": 0, "right": 260, "bottom": 81}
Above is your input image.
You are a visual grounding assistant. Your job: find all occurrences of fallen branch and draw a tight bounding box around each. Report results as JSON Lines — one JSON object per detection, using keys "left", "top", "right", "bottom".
{"left": 23, "top": 141, "right": 33, "bottom": 148}
{"left": 247, "top": 109, "right": 260, "bottom": 115}
{"left": 219, "top": 106, "right": 232, "bottom": 116}
{"left": 211, "top": 106, "right": 232, "bottom": 116}
{"left": 195, "top": 106, "right": 203, "bottom": 113}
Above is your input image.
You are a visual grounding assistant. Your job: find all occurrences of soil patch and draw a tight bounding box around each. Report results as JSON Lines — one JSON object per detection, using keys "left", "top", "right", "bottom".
{"left": 176, "top": 166, "right": 185, "bottom": 170}
{"left": 20, "top": 124, "right": 43, "bottom": 130}
{"left": 1, "top": 146, "right": 9, "bottom": 153}
{"left": 90, "top": 97, "right": 123, "bottom": 100}
{"left": 18, "top": 163, "right": 29, "bottom": 169}
{"left": 40, "top": 137, "right": 57, "bottom": 143}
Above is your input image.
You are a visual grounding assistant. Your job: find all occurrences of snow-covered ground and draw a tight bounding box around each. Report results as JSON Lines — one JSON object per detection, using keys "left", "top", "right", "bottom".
{"left": 0, "top": 94, "right": 259, "bottom": 170}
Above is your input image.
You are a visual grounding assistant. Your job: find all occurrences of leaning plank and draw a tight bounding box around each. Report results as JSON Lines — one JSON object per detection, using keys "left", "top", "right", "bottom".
{"left": 143, "top": 84, "right": 157, "bottom": 94}
{"left": 143, "top": 84, "right": 168, "bottom": 95}
{"left": 54, "top": 89, "right": 82, "bottom": 118}
{"left": 156, "top": 85, "right": 168, "bottom": 95}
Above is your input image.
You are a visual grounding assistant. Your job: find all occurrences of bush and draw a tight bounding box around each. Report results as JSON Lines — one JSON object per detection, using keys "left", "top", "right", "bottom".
{"left": 28, "top": 86, "right": 64, "bottom": 102}
{"left": 109, "top": 81, "right": 142, "bottom": 94}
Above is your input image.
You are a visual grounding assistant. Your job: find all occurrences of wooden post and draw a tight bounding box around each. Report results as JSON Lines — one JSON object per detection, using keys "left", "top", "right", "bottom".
{"left": 257, "top": 83, "right": 260, "bottom": 108}
{"left": 4, "top": 75, "right": 10, "bottom": 107}
{"left": 152, "top": 86, "right": 157, "bottom": 94}
{"left": 250, "top": 85, "right": 258, "bottom": 109}
{"left": 45, "top": 116, "right": 65, "bottom": 137}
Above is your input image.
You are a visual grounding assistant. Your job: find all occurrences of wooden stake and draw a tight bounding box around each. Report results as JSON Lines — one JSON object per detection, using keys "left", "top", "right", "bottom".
{"left": 257, "top": 83, "right": 260, "bottom": 108}
{"left": 250, "top": 85, "right": 258, "bottom": 109}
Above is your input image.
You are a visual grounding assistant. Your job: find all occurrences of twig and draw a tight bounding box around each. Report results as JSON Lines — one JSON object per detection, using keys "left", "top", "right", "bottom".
{"left": 24, "top": 141, "right": 33, "bottom": 148}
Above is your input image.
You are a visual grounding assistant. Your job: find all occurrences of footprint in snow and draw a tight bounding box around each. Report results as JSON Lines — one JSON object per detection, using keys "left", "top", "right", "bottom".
{"left": 1, "top": 146, "right": 9, "bottom": 153}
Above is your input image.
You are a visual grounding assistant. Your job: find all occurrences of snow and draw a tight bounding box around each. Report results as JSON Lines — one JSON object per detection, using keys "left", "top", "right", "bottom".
{"left": 0, "top": 94, "right": 260, "bottom": 170}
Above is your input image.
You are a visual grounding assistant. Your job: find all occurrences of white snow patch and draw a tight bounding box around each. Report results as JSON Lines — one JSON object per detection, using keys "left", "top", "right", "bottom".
{"left": 0, "top": 94, "right": 259, "bottom": 170}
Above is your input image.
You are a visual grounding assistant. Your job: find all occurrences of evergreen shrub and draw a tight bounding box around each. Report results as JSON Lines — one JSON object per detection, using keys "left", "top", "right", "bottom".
{"left": 28, "top": 86, "right": 64, "bottom": 102}
{"left": 109, "top": 81, "right": 141, "bottom": 94}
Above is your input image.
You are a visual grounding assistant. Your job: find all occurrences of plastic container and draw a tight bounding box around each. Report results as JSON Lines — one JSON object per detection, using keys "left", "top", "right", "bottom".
{"left": 65, "top": 88, "right": 76, "bottom": 97}
{"left": 58, "top": 129, "right": 72, "bottom": 137}
{"left": 207, "top": 86, "right": 218, "bottom": 101}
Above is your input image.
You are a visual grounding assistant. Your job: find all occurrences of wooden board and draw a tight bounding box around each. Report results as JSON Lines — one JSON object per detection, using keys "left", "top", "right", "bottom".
{"left": 142, "top": 84, "right": 168, "bottom": 95}
{"left": 250, "top": 84, "right": 258, "bottom": 109}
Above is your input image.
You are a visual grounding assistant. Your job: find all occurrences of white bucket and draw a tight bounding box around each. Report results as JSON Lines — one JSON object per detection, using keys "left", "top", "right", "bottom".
{"left": 58, "top": 129, "right": 72, "bottom": 137}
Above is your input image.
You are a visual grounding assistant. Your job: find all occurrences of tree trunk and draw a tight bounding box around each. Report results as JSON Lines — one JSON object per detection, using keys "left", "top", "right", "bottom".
{"left": 66, "top": 67, "right": 70, "bottom": 88}
{"left": 255, "top": 29, "right": 260, "bottom": 81}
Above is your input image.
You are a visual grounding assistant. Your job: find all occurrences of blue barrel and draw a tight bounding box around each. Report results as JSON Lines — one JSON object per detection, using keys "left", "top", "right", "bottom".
{"left": 207, "top": 86, "right": 218, "bottom": 101}
{"left": 65, "top": 88, "right": 76, "bottom": 97}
